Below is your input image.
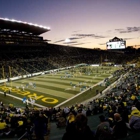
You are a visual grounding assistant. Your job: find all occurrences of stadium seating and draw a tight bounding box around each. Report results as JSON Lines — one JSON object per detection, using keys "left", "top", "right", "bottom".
{"left": 0, "top": 67, "right": 140, "bottom": 140}
{"left": 0, "top": 44, "right": 140, "bottom": 140}
{"left": 0, "top": 44, "right": 140, "bottom": 79}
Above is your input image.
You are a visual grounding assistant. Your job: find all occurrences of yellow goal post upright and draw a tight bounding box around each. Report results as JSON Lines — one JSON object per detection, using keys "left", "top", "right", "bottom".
{"left": 9, "top": 66, "right": 12, "bottom": 87}
{"left": 2, "top": 66, "right": 5, "bottom": 79}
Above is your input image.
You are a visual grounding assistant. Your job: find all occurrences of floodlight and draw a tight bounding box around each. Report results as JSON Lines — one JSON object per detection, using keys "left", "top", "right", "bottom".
{"left": 0, "top": 17, "right": 50, "bottom": 30}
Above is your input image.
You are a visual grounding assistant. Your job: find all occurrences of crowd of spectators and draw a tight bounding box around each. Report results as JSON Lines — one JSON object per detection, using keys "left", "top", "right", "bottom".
{"left": 51, "top": 67, "right": 140, "bottom": 140}
{"left": 0, "top": 44, "right": 140, "bottom": 79}
{"left": 0, "top": 44, "right": 140, "bottom": 139}
{"left": 0, "top": 104, "right": 51, "bottom": 139}
{"left": 0, "top": 67, "right": 140, "bottom": 140}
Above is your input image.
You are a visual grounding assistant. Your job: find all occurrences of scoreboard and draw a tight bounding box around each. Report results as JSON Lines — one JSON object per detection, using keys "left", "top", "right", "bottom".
{"left": 106, "top": 41, "right": 126, "bottom": 50}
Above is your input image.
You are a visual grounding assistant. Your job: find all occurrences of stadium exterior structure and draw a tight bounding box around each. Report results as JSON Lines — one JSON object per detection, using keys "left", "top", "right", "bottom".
{"left": 0, "top": 17, "right": 50, "bottom": 46}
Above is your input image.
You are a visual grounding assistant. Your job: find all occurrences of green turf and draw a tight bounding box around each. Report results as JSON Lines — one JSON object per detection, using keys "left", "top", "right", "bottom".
{"left": 0, "top": 93, "right": 26, "bottom": 107}
{"left": 0, "top": 66, "right": 121, "bottom": 108}
{"left": 58, "top": 77, "right": 117, "bottom": 107}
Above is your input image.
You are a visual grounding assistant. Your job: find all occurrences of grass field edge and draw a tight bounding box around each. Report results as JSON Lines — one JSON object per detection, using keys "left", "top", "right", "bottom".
{"left": 54, "top": 75, "right": 113, "bottom": 108}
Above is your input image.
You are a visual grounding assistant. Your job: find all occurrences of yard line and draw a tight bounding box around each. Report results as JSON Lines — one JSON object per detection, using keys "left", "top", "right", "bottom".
{"left": 6, "top": 82, "right": 74, "bottom": 99}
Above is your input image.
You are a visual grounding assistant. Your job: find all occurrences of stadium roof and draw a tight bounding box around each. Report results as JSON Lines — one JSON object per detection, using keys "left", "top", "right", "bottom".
{"left": 0, "top": 18, "right": 50, "bottom": 35}
{"left": 109, "top": 36, "right": 124, "bottom": 42}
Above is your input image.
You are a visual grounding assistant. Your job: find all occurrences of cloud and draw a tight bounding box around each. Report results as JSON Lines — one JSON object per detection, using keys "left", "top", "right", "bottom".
{"left": 115, "top": 26, "right": 140, "bottom": 33}
{"left": 107, "top": 30, "right": 112, "bottom": 33}
{"left": 69, "top": 37, "right": 82, "bottom": 40}
{"left": 72, "top": 42, "right": 91, "bottom": 45}
{"left": 54, "top": 32, "right": 106, "bottom": 45}
{"left": 73, "top": 30, "right": 82, "bottom": 33}
{"left": 99, "top": 43, "right": 106, "bottom": 45}
{"left": 94, "top": 35, "right": 106, "bottom": 39}
{"left": 54, "top": 36, "right": 82, "bottom": 43}
{"left": 127, "top": 27, "right": 140, "bottom": 32}
{"left": 123, "top": 37, "right": 134, "bottom": 40}
{"left": 72, "top": 33, "right": 106, "bottom": 39}
{"left": 72, "top": 43, "right": 86, "bottom": 45}
{"left": 54, "top": 39, "right": 65, "bottom": 43}
{"left": 63, "top": 41, "right": 78, "bottom": 44}
{"left": 115, "top": 28, "right": 123, "bottom": 32}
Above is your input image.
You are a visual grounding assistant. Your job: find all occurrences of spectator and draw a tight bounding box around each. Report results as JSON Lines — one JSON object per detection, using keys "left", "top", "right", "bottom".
{"left": 112, "top": 113, "right": 127, "bottom": 139}
{"left": 67, "top": 112, "right": 75, "bottom": 125}
{"left": 62, "top": 113, "right": 94, "bottom": 140}
{"left": 56, "top": 112, "right": 66, "bottom": 128}
{"left": 118, "top": 102, "right": 129, "bottom": 123}
{"left": 0, "top": 120, "right": 7, "bottom": 130}
{"left": 126, "top": 107, "right": 140, "bottom": 132}
{"left": 95, "top": 115, "right": 113, "bottom": 140}
{"left": 34, "top": 113, "right": 46, "bottom": 140}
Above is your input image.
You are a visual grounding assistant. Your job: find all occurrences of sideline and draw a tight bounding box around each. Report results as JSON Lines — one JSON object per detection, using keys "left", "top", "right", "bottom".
{"left": 0, "top": 71, "right": 129, "bottom": 109}
{"left": 54, "top": 75, "right": 113, "bottom": 108}
{"left": 54, "top": 71, "right": 129, "bottom": 108}
{"left": 82, "top": 71, "right": 130, "bottom": 105}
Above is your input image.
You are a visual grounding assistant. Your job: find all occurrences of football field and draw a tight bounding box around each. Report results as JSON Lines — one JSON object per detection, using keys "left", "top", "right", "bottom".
{"left": 0, "top": 66, "right": 121, "bottom": 108}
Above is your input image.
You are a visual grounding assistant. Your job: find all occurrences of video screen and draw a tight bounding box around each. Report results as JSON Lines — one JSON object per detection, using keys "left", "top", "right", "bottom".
{"left": 106, "top": 41, "right": 126, "bottom": 49}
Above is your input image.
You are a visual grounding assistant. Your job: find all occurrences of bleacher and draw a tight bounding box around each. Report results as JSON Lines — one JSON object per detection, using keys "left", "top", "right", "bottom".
{"left": 0, "top": 43, "right": 140, "bottom": 140}
{"left": 0, "top": 65, "right": 140, "bottom": 140}
{"left": 0, "top": 44, "right": 140, "bottom": 79}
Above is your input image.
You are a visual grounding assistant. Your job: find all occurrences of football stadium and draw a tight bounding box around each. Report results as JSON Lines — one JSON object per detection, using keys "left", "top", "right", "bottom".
{"left": 0, "top": 18, "right": 140, "bottom": 140}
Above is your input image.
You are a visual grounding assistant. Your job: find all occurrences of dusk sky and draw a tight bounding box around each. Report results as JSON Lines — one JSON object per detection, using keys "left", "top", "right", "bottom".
{"left": 0, "top": 0, "right": 140, "bottom": 49}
